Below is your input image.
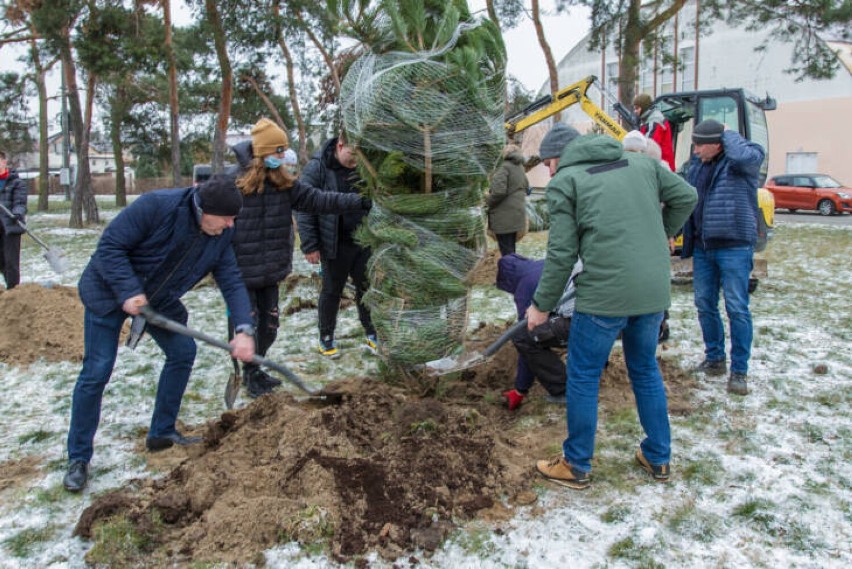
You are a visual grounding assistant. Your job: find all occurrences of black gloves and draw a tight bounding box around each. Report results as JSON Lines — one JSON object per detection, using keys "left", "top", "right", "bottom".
{"left": 361, "top": 197, "right": 373, "bottom": 211}
{"left": 14, "top": 213, "right": 25, "bottom": 222}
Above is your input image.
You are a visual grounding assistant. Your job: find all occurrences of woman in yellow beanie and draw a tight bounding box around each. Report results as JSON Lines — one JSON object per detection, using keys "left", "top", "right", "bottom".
{"left": 228, "top": 118, "right": 372, "bottom": 398}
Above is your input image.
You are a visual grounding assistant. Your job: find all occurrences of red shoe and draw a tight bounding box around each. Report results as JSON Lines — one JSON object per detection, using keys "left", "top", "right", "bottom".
{"left": 502, "top": 389, "right": 525, "bottom": 411}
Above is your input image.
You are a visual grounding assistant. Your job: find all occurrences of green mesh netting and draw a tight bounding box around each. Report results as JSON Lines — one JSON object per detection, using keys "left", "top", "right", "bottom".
{"left": 340, "top": 9, "right": 505, "bottom": 370}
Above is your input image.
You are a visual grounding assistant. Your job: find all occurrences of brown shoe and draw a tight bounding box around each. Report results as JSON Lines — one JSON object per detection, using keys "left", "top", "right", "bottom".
{"left": 535, "top": 456, "right": 591, "bottom": 490}
{"left": 635, "top": 449, "right": 670, "bottom": 482}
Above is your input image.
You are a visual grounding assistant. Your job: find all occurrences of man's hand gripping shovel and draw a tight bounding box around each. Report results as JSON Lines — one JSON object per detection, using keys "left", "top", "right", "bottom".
{"left": 139, "top": 306, "right": 343, "bottom": 404}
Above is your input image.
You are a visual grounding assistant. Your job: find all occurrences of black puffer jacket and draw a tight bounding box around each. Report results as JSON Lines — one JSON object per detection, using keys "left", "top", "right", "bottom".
{"left": 0, "top": 169, "right": 28, "bottom": 235}
{"left": 230, "top": 140, "right": 366, "bottom": 289}
{"left": 295, "top": 137, "right": 365, "bottom": 260}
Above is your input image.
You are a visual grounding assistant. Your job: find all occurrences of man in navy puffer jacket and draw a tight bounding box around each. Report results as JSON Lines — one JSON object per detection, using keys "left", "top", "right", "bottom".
{"left": 63, "top": 175, "right": 256, "bottom": 493}
{"left": 682, "top": 119, "right": 765, "bottom": 396}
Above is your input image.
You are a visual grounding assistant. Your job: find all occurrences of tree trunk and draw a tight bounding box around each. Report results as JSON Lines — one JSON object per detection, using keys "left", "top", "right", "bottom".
{"left": 297, "top": 13, "right": 340, "bottom": 99}
{"left": 618, "top": 0, "right": 642, "bottom": 107}
{"left": 241, "top": 74, "right": 288, "bottom": 130}
{"left": 30, "top": 37, "right": 50, "bottom": 212}
{"left": 110, "top": 87, "right": 127, "bottom": 207}
{"left": 205, "top": 0, "right": 232, "bottom": 174}
{"left": 163, "top": 0, "right": 181, "bottom": 186}
{"left": 273, "top": 7, "right": 308, "bottom": 164}
{"left": 531, "top": 0, "right": 561, "bottom": 120}
{"left": 61, "top": 35, "right": 97, "bottom": 228}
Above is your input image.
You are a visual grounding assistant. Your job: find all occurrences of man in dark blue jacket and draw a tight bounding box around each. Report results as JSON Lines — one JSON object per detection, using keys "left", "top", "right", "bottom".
{"left": 63, "top": 174, "right": 256, "bottom": 493}
{"left": 296, "top": 132, "right": 376, "bottom": 358}
{"left": 682, "top": 119, "right": 765, "bottom": 396}
{"left": 0, "top": 151, "right": 28, "bottom": 289}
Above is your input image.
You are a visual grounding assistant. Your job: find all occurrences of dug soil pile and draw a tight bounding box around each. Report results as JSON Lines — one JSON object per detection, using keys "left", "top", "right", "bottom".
{"left": 0, "top": 284, "right": 84, "bottom": 365}
{"left": 76, "top": 322, "right": 698, "bottom": 566}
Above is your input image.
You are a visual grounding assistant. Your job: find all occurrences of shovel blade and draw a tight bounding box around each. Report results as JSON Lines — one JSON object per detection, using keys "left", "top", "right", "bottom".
{"left": 224, "top": 372, "right": 241, "bottom": 409}
{"left": 43, "top": 249, "right": 68, "bottom": 274}
{"left": 421, "top": 351, "right": 486, "bottom": 376}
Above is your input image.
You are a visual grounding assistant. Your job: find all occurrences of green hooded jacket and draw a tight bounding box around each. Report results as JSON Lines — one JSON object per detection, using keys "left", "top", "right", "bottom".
{"left": 532, "top": 134, "right": 697, "bottom": 317}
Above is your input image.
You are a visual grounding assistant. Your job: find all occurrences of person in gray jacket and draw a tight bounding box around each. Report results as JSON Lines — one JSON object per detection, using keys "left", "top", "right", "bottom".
{"left": 487, "top": 144, "right": 528, "bottom": 256}
{"left": 0, "top": 151, "right": 28, "bottom": 289}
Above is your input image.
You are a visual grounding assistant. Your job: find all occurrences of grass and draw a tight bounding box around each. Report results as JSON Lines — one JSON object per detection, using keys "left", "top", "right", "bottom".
{"left": 3, "top": 524, "right": 58, "bottom": 558}
{"left": 85, "top": 514, "right": 156, "bottom": 567}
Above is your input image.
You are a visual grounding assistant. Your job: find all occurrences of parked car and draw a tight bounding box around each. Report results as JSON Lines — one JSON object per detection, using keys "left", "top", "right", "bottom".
{"left": 765, "top": 174, "right": 852, "bottom": 216}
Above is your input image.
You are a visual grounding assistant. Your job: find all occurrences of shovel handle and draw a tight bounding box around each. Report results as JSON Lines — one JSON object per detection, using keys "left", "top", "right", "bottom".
{"left": 483, "top": 318, "right": 528, "bottom": 358}
{"left": 0, "top": 203, "right": 50, "bottom": 251}
{"left": 140, "top": 306, "right": 317, "bottom": 396}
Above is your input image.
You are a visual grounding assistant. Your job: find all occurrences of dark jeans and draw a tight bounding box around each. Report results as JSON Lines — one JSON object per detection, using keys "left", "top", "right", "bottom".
{"left": 319, "top": 240, "right": 374, "bottom": 338}
{"left": 229, "top": 284, "right": 279, "bottom": 373}
{"left": 0, "top": 231, "right": 21, "bottom": 289}
{"left": 495, "top": 233, "right": 517, "bottom": 257}
{"left": 511, "top": 315, "right": 570, "bottom": 396}
{"left": 67, "top": 307, "right": 197, "bottom": 464}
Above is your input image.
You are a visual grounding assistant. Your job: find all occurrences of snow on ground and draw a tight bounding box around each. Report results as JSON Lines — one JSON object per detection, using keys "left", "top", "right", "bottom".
{"left": 0, "top": 199, "right": 849, "bottom": 568}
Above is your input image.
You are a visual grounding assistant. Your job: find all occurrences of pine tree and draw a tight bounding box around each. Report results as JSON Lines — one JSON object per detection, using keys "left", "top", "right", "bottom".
{"left": 340, "top": 0, "right": 506, "bottom": 369}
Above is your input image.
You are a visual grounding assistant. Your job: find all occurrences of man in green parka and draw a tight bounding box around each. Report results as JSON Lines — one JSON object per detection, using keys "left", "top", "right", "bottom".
{"left": 528, "top": 123, "right": 697, "bottom": 489}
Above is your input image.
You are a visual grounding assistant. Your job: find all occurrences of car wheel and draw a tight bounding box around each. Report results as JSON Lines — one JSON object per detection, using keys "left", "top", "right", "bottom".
{"left": 817, "top": 200, "right": 836, "bottom": 216}
{"left": 788, "top": 208, "right": 797, "bottom": 213}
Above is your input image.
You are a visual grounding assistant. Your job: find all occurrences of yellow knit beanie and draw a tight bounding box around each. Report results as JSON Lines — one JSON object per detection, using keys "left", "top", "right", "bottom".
{"left": 251, "top": 118, "right": 288, "bottom": 157}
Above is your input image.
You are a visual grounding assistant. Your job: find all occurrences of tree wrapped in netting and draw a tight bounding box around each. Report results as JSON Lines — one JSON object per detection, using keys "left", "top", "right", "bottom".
{"left": 340, "top": 0, "right": 506, "bottom": 370}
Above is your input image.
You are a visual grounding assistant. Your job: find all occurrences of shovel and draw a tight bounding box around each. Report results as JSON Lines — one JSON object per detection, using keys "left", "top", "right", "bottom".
{"left": 421, "top": 318, "right": 528, "bottom": 376}
{"left": 0, "top": 203, "right": 68, "bottom": 274}
{"left": 139, "top": 306, "right": 343, "bottom": 404}
{"left": 223, "top": 320, "right": 242, "bottom": 409}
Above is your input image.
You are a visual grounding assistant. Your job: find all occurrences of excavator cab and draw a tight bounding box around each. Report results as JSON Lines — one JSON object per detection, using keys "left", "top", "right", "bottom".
{"left": 655, "top": 88, "right": 775, "bottom": 186}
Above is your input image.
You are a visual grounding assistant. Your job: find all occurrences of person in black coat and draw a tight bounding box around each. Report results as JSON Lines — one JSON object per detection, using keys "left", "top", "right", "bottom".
{"left": 230, "top": 119, "right": 371, "bottom": 396}
{"left": 295, "top": 132, "right": 376, "bottom": 358}
{"left": 0, "top": 151, "right": 28, "bottom": 289}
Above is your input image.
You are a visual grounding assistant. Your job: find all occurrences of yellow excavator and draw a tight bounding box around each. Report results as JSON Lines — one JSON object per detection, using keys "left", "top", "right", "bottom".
{"left": 507, "top": 75, "right": 775, "bottom": 289}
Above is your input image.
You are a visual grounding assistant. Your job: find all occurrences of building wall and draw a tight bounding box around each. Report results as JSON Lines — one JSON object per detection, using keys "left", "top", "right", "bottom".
{"left": 767, "top": 97, "right": 852, "bottom": 184}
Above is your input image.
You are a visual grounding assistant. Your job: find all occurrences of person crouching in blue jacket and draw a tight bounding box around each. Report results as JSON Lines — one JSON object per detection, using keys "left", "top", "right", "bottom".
{"left": 63, "top": 174, "right": 256, "bottom": 493}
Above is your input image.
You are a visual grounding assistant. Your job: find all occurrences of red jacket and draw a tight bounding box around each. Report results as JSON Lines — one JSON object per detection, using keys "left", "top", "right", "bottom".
{"left": 640, "top": 108, "right": 675, "bottom": 171}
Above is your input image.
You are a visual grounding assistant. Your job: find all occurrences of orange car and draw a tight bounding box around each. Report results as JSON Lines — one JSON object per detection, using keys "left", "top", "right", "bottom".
{"left": 765, "top": 174, "right": 852, "bottom": 216}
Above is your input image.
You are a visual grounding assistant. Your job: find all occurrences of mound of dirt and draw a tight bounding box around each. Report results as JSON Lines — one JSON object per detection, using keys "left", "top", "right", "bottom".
{"left": 0, "top": 284, "right": 84, "bottom": 365}
{"left": 76, "top": 324, "right": 697, "bottom": 565}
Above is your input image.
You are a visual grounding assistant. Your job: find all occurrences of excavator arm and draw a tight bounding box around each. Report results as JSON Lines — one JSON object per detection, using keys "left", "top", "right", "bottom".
{"left": 505, "top": 75, "right": 635, "bottom": 140}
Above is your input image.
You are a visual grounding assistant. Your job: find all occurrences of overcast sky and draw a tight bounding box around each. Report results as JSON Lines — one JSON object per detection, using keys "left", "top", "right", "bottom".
{"left": 1, "top": 1, "right": 591, "bottom": 128}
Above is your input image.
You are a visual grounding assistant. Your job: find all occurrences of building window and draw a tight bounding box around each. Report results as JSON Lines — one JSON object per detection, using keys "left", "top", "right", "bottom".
{"left": 680, "top": 46, "right": 695, "bottom": 91}
{"left": 605, "top": 62, "right": 620, "bottom": 115}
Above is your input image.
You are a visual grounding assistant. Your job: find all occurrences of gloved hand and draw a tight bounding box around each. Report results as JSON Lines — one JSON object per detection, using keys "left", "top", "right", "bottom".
{"left": 361, "top": 197, "right": 373, "bottom": 210}
{"left": 501, "top": 389, "right": 525, "bottom": 411}
{"left": 13, "top": 213, "right": 25, "bottom": 223}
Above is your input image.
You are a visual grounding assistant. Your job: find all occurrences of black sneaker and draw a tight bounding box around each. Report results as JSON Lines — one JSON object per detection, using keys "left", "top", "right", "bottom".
{"left": 727, "top": 372, "right": 749, "bottom": 395}
{"left": 693, "top": 359, "right": 727, "bottom": 376}
{"left": 146, "top": 432, "right": 204, "bottom": 452}
{"left": 635, "top": 449, "right": 670, "bottom": 482}
{"left": 63, "top": 460, "right": 88, "bottom": 492}
{"left": 244, "top": 371, "right": 274, "bottom": 399}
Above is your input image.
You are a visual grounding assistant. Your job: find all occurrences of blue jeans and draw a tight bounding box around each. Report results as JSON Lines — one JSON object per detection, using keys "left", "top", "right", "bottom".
{"left": 693, "top": 246, "right": 753, "bottom": 374}
{"left": 67, "top": 308, "right": 197, "bottom": 463}
{"left": 563, "top": 311, "right": 670, "bottom": 473}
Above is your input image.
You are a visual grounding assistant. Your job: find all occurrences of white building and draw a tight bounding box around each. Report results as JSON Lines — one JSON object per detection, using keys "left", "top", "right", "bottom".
{"left": 527, "top": 1, "right": 852, "bottom": 187}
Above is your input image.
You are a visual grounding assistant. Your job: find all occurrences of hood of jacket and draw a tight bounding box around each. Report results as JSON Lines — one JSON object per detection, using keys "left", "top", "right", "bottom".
{"left": 231, "top": 140, "right": 254, "bottom": 169}
{"left": 496, "top": 253, "right": 544, "bottom": 295}
{"left": 504, "top": 150, "right": 525, "bottom": 166}
{"left": 557, "top": 134, "right": 624, "bottom": 171}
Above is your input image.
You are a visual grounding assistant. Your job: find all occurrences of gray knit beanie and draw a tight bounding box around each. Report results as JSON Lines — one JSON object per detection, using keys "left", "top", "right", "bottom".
{"left": 539, "top": 123, "right": 581, "bottom": 160}
{"left": 692, "top": 119, "right": 725, "bottom": 144}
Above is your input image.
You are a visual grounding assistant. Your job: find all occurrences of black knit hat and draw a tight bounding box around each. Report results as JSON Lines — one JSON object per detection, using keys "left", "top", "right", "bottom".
{"left": 198, "top": 174, "right": 242, "bottom": 216}
{"left": 692, "top": 119, "right": 725, "bottom": 144}
{"left": 539, "top": 123, "right": 581, "bottom": 160}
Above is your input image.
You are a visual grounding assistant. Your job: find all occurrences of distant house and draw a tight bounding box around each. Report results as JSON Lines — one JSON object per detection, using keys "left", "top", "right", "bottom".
{"left": 524, "top": 0, "right": 852, "bottom": 188}
{"left": 17, "top": 132, "right": 132, "bottom": 177}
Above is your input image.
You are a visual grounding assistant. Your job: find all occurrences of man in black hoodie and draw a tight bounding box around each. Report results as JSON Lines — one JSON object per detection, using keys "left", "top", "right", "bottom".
{"left": 296, "top": 133, "right": 376, "bottom": 358}
{"left": 0, "top": 151, "right": 28, "bottom": 289}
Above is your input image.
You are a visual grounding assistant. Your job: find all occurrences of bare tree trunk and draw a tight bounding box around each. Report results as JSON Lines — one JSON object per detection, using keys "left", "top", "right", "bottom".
{"left": 110, "top": 86, "right": 127, "bottom": 207}
{"left": 29, "top": 37, "right": 50, "bottom": 212}
{"left": 163, "top": 0, "right": 181, "bottom": 185}
{"left": 241, "top": 74, "right": 287, "bottom": 129}
{"left": 277, "top": 35, "right": 308, "bottom": 164}
{"left": 205, "top": 0, "right": 232, "bottom": 173}
{"left": 61, "top": 35, "right": 97, "bottom": 228}
{"left": 485, "top": 0, "right": 499, "bottom": 26}
{"left": 531, "top": 0, "right": 561, "bottom": 121}
{"left": 296, "top": 13, "right": 340, "bottom": 99}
